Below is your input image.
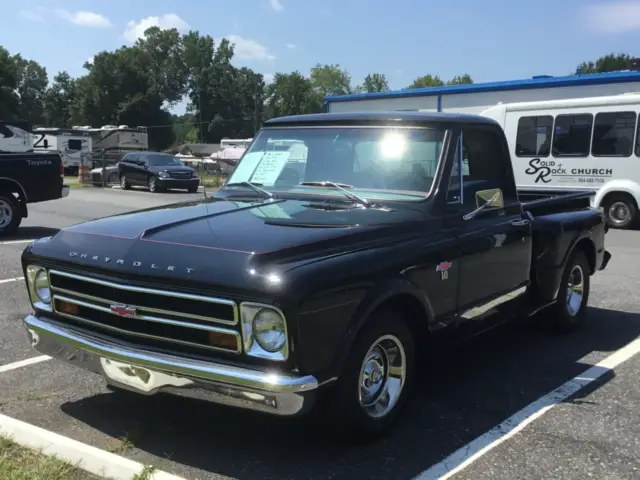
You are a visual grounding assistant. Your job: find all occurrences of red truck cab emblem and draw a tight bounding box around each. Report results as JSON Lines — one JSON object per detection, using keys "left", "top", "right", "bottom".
{"left": 110, "top": 304, "right": 136, "bottom": 317}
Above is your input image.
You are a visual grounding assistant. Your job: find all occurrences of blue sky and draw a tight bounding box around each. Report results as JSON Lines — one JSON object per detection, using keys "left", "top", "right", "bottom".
{"left": 2, "top": 0, "right": 639, "bottom": 114}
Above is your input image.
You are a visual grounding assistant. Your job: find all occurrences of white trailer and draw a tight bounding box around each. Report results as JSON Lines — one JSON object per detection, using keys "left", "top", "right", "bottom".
{"left": 480, "top": 93, "right": 640, "bottom": 229}
{"left": 0, "top": 121, "right": 34, "bottom": 153}
{"left": 72, "top": 125, "right": 149, "bottom": 153}
{"left": 32, "top": 128, "right": 92, "bottom": 174}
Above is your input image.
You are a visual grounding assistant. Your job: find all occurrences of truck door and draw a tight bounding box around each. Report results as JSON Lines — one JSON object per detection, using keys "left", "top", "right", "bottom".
{"left": 448, "top": 126, "right": 532, "bottom": 323}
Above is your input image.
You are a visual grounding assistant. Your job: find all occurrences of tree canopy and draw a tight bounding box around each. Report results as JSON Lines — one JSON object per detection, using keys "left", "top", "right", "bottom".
{"left": 0, "top": 33, "right": 634, "bottom": 149}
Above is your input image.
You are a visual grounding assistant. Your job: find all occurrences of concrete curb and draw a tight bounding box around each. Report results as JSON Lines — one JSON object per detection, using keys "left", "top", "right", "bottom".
{"left": 0, "top": 413, "right": 185, "bottom": 480}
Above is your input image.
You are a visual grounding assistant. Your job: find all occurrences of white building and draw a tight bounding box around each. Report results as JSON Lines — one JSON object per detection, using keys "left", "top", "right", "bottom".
{"left": 324, "top": 71, "right": 640, "bottom": 115}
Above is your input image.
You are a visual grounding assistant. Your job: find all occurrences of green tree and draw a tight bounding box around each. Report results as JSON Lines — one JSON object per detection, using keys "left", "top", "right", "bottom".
{"left": 405, "top": 74, "right": 445, "bottom": 89}
{"left": 43, "top": 71, "right": 76, "bottom": 127}
{"left": 13, "top": 57, "right": 49, "bottom": 125}
{"left": 447, "top": 74, "right": 473, "bottom": 85}
{"left": 0, "top": 46, "right": 20, "bottom": 120}
{"left": 264, "top": 71, "right": 321, "bottom": 119}
{"left": 576, "top": 53, "right": 632, "bottom": 74}
{"left": 310, "top": 63, "right": 353, "bottom": 97}
{"left": 361, "top": 73, "right": 390, "bottom": 92}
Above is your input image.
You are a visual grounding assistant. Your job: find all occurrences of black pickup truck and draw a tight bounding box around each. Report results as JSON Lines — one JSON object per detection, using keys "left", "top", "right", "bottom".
{"left": 20, "top": 112, "right": 611, "bottom": 439}
{"left": 0, "top": 152, "right": 69, "bottom": 236}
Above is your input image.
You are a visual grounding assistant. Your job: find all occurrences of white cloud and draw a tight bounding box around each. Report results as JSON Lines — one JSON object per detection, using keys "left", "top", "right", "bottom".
{"left": 123, "top": 13, "right": 190, "bottom": 43}
{"left": 19, "top": 8, "right": 45, "bottom": 22}
{"left": 285, "top": 43, "right": 297, "bottom": 50}
{"left": 224, "top": 35, "right": 275, "bottom": 61}
{"left": 263, "top": 73, "right": 275, "bottom": 83}
{"left": 270, "top": 0, "right": 284, "bottom": 11}
{"left": 584, "top": 1, "right": 640, "bottom": 33}
{"left": 55, "top": 9, "right": 112, "bottom": 28}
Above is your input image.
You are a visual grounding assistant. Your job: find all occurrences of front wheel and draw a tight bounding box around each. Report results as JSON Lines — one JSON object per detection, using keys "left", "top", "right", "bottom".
{"left": 120, "top": 175, "right": 131, "bottom": 190}
{"left": 148, "top": 176, "right": 160, "bottom": 193}
{"left": 321, "top": 309, "right": 415, "bottom": 440}
{"left": 548, "top": 250, "right": 591, "bottom": 333}
{"left": 0, "top": 194, "right": 22, "bottom": 236}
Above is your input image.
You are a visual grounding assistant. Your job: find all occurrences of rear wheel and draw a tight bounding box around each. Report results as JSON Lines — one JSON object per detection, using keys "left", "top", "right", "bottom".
{"left": 602, "top": 193, "right": 637, "bottom": 229}
{"left": 0, "top": 194, "right": 22, "bottom": 237}
{"left": 320, "top": 308, "right": 415, "bottom": 441}
{"left": 548, "top": 250, "right": 590, "bottom": 333}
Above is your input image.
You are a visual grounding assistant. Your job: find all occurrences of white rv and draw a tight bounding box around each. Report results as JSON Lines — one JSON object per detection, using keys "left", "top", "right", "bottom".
{"left": 220, "top": 138, "right": 253, "bottom": 149}
{"left": 32, "top": 128, "right": 92, "bottom": 173}
{"left": 481, "top": 93, "right": 640, "bottom": 229}
{"left": 0, "top": 121, "right": 34, "bottom": 153}
{"left": 72, "top": 125, "right": 149, "bottom": 153}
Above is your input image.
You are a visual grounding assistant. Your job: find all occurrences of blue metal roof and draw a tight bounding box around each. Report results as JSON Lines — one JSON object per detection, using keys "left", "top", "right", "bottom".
{"left": 325, "top": 70, "right": 640, "bottom": 104}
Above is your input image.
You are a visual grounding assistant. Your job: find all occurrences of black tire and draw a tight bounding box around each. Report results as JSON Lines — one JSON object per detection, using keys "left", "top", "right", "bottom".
{"left": 319, "top": 308, "right": 416, "bottom": 441}
{"left": 548, "top": 250, "right": 591, "bottom": 333}
{"left": 602, "top": 194, "right": 637, "bottom": 229}
{"left": 0, "top": 194, "right": 22, "bottom": 237}
{"left": 120, "top": 175, "right": 131, "bottom": 190}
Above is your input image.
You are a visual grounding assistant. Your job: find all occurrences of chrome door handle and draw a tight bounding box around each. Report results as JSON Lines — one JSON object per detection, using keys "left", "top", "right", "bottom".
{"left": 511, "top": 219, "right": 530, "bottom": 226}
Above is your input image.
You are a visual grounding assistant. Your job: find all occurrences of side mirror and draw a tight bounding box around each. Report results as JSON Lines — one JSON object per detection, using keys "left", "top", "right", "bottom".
{"left": 463, "top": 188, "right": 504, "bottom": 221}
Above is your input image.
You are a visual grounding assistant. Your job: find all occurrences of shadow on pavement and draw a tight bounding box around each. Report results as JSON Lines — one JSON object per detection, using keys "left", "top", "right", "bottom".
{"left": 2, "top": 226, "right": 60, "bottom": 242}
{"left": 61, "top": 307, "right": 640, "bottom": 480}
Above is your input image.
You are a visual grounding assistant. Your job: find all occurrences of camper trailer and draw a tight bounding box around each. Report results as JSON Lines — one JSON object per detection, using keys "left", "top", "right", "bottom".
{"left": 32, "top": 128, "right": 92, "bottom": 175}
{"left": 72, "top": 125, "right": 149, "bottom": 153}
{"left": 0, "top": 121, "right": 34, "bottom": 153}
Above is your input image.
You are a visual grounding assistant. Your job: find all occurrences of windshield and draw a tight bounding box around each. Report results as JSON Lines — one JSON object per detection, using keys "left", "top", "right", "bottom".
{"left": 147, "top": 154, "right": 184, "bottom": 167}
{"left": 226, "top": 126, "right": 446, "bottom": 201}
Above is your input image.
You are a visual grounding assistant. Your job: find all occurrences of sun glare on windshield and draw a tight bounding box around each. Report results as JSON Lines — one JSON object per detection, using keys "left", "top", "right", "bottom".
{"left": 379, "top": 132, "right": 408, "bottom": 160}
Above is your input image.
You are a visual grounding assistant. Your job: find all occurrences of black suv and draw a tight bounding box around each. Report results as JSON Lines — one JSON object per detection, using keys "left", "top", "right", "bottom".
{"left": 118, "top": 152, "right": 199, "bottom": 193}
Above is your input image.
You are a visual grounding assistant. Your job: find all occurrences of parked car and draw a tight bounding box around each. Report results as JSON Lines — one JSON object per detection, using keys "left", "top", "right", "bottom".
{"left": 20, "top": 112, "right": 611, "bottom": 440}
{"left": 118, "top": 152, "right": 199, "bottom": 193}
{"left": 89, "top": 164, "right": 119, "bottom": 186}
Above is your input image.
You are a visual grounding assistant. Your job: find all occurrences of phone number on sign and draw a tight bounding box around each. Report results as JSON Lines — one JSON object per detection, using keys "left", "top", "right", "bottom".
{"left": 578, "top": 177, "right": 605, "bottom": 184}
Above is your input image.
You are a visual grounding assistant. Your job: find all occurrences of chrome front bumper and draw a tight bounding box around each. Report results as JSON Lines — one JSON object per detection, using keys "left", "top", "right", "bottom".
{"left": 23, "top": 314, "right": 318, "bottom": 416}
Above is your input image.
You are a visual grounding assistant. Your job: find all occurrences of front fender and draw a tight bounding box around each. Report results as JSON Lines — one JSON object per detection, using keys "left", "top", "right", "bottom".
{"left": 327, "top": 276, "right": 434, "bottom": 380}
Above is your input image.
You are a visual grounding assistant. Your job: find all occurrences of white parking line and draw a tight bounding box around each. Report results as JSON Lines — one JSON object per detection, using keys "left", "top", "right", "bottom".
{"left": 0, "top": 413, "right": 185, "bottom": 479}
{"left": 0, "top": 276, "right": 24, "bottom": 285}
{"left": 414, "top": 335, "right": 640, "bottom": 480}
{"left": 0, "top": 239, "right": 34, "bottom": 245}
{"left": 0, "top": 356, "right": 51, "bottom": 374}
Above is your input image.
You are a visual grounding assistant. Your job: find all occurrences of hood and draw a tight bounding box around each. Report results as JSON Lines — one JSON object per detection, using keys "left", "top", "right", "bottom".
{"left": 25, "top": 196, "right": 422, "bottom": 295}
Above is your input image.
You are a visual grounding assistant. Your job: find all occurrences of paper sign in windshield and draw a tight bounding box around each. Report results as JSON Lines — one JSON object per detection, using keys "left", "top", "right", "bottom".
{"left": 250, "top": 151, "right": 291, "bottom": 185}
{"left": 230, "top": 151, "right": 264, "bottom": 181}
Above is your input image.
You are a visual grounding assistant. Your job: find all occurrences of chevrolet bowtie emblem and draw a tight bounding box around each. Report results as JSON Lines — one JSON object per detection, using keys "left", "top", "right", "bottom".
{"left": 110, "top": 304, "right": 136, "bottom": 317}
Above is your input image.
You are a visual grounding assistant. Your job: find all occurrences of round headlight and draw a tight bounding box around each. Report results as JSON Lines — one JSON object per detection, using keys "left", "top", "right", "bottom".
{"left": 34, "top": 270, "right": 51, "bottom": 304}
{"left": 252, "top": 309, "right": 286, "bottom": 352}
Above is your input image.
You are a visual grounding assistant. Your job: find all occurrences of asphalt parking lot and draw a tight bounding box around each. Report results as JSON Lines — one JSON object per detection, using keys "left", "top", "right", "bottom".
{"left": 1, "top": 188, "right": 640, "bottom": 479}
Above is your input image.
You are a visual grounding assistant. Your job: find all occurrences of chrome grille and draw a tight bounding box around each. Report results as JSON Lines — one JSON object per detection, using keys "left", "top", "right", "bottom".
{"left": 48, "top": 269, "right": 241, "bottom": 355}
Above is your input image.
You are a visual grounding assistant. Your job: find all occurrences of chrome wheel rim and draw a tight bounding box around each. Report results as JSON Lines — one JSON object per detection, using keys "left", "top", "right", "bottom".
{"left": 0, "top": 199, "right": 13, "bottom": 229}
{"left": 566, "top": 264, "right": 584, "bottom": 316}
{"left": 358, "top": 334, "right": 407, "bottom": 419}
{"left": 149, "top": 178, "right": 156, "bottom": 191}
{"left": 609, "top": 201, "right": 630, "bottom": 225}
{"left": 120, "top": 176, "right": 127, "bottom": 188}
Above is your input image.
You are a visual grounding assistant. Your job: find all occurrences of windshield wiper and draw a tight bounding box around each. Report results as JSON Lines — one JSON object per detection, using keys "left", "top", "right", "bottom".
{"left": 299, "top": 181, "right": 371, "bottom": 208}
{"left": 224, "top": 181, "right": 275, "bottom": 199}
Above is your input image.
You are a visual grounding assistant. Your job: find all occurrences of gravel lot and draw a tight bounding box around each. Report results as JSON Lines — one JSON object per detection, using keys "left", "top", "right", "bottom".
{"left": 1, "top": 188, "right": 639, "bottom": 480}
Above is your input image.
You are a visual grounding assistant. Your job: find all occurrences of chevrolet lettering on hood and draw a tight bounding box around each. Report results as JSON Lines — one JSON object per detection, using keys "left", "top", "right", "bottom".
{"left": 68, "top": 251, "right": 195, "bottom": 273}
